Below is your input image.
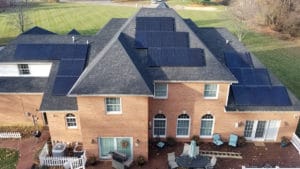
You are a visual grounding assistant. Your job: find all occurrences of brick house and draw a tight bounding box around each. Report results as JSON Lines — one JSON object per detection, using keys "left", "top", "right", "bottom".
{"left": 0, "top": 4, "right": 299, "bottom": 160}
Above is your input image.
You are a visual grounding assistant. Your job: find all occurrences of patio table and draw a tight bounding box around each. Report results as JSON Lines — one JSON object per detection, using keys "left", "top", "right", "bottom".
{"left": 176, "top": 155, "right": 210, "bottom": 169}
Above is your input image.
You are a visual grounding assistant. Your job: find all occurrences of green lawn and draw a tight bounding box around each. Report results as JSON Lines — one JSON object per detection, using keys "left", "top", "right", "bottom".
{"left": 0, "top": 2, "right": 299, "bottom": 99}
{"left": 0, "top": 148, "right": 18, "bottom": 169}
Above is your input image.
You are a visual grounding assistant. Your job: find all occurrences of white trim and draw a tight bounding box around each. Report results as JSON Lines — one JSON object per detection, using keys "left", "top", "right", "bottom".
{"left": 105, "top": 97, "right": 122, "bottom": 115}
{"left": 199, "top": 114, "right": 215, "bottom": 138}
{"left": 65, "top": 113, "right": 77, "bottom": 129}
{"left": 69, "top": 94, "right": 152, "bottom": 97}
{"left": 176, "top": 114, "right": 190, "bottom": 138}
{"left": 0, "top": 93, "right": 43, "bottom": 95}
{"left": 153, "top": 83, "right": 168, "bottom": 99}
{"left": 203, "top": 84, "right": 219, "bottom": 99}
{"left": 244, "top": 120, "right": 281, "bottom": 141}
{"left": 225, "top": 84, "right": 230, "bottom": 106}
{"left": 98, "top": 137, "right": 133, "bottom": 160}
{"left": 152, "top": 114, "right": 167, "bottom": 138}
{"left": 153, "top": 80, "right": 237, "bottom": 83}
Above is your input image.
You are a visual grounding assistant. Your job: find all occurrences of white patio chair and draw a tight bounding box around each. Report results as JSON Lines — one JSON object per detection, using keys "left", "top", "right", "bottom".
{"left": 180, "top": 143, "right": 190, "bottom": 156}
{"left": 205, "top": 155, "right": 217, "bottom": 169}
{"left": 167, "top": 152, "right": 176, "bottom": 162}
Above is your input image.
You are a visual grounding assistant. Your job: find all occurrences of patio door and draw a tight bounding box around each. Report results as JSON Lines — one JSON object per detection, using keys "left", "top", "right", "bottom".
{"left": 98, "top": 137, "right": 133, "bottom": 159}
{"left": 244, "top": 120, "right": 280, "bottom": 141}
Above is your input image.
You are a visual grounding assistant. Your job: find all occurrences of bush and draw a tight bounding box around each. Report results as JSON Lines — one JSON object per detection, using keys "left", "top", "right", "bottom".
{"left": 0, "top": 125, "right": 40, "bottom": 138}
{"left": 166, "top": 137, "right": 176, "bottom": 147}
{"left": 136, "top": 155, "right": 146, "bottom": 167}
{"left": 238, "top": 136, "right": 247, "bottom": 147}
{"left": 86, "top": 155, "right": 97, "bottom": 166}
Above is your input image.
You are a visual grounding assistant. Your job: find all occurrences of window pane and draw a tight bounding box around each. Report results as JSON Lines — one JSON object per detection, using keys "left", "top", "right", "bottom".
{"left": 153, "top": 119, "right": 166, "bottom": 136}
{"left": 106, "top": 98, "right": 121, "bottom": 112}
{"left": 177, "top": 119, "right": 189, "bottom": 136}
{"left": 255, "top": 121, "right": 266, "bottom": 138}
{"left": 100, "top": 138, "right": 114, "bottom": 157}
{"left": 116, "top": 138, "right": 131, "bottom": 158}
{"left": 200, "top": 120, "right": 213, "bottom": 136}
{"left": 204, "top": 84, "right": 217, "bottom": 97}
{"left": 244, "top": 120, "right": 254, "bottom": 137}
{"left": 155, "top": 83, "right": 167, "bottom": 97}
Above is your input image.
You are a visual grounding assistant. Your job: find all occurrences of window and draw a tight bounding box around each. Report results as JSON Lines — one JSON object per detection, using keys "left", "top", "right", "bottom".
{"left": 200, "top": 114, "right": 214, "bottom": 137}
{"left": 105, "top": 98, "right": 121, "bottom": 114}
{"left": 244, "top": 120, "right": 254, "bottom": 138}
{"left": 99, "top": 137, "right": 132, "bottom": 159}
{"left": 66, "top": 113, "right": 77, "bottom": 128}
{"left": 154, "top": 83, "right": 168, "bottom": 98}
{"left": 18, "top": 64, "right": 30, "bottom": 75}
{"left": 176, "top": 114, "right": 190, "bottom": 137}
{"left": 204, "top": 84, "right": 218, "bottom": 98}
{"left": 153, "top": 114, "right": 166, "bottom": 137}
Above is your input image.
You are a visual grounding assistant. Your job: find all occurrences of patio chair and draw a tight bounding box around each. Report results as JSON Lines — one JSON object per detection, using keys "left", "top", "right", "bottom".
{"left": 167, "top": 152, "right": 176, "bottom": 162}
{"left": 180, "top": 143, "right": 190, "bottom": 156}
{"left": 212, "top": 134, "right": 224, "bottom": 146}
{"left": 205, "top": 155, "right": 217, "bottom": 169}
{"left": 195, "top": 146, "right": 199, "bottom": 156}
{"left": 168, "top": 161, "right": 179, "bottom": 169}
{"left": 228, "top": 134, "right": 238, "bottom": 147}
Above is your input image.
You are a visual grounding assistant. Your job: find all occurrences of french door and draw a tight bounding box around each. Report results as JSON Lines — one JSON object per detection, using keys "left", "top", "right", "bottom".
{"left": 244, "top": 120, "right": 280, "bottom": 141}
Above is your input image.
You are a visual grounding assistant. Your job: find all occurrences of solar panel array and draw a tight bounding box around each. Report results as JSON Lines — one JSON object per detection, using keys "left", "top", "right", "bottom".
{"left": 136, "top": 17, "right": 174, "bottom": 32}
{"left": 230, "top": 68, "right": 271, "bottom": 85}
{"left": 231, "top": 86, "right": 292, "bottom": 106}
{"left": 225, "top": 52, "right": 292, "bottom": 106}
{"left": 224, "top": 52, "right": 253, "bottom": 68}
{"left": 135, "top": 32, "right": 189, "bottom": 48}
{"left": 14, "top": 43, "right": 88, "bottom": 96}
{"left": 148, "top": 48, "right": 205, "bottom": 66}
{"left": 15, "top": 44, "right": 88, "bottom": 60}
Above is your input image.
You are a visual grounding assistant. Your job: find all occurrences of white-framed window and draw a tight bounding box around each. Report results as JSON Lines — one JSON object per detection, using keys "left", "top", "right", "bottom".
{"left": 66, "top": 113, "right": 77, "bottom": 129}
{"left": 176, "top": 114, "right": 190, "bottom": 138}
{"left": 154, "top": 83, "right": 168, "bottom": 99}
{"left": 204, "top": 84, "right": 218, "bottom": 99}
{"left": 17, "top": 64, "right": 30, "bottom": 75}
{"left": 105, "top": 98, "right": 122, "bottom": 114}
{"left": 200, "top": 114, "right": 214, "bottom": 138}
{"left": 153, "top": 114, "right": 167, "bottom": 137}
{"left": 98, "top": 137, "right": 132, "bottom": 159}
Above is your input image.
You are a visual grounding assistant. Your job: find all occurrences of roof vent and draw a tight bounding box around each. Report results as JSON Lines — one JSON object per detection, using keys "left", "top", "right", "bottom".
{"left": 86, "top": 40, "right": 89, "bottom": 44}
{"left": 226, "top": 39, "right": 231, "bottom": 44}
{"left": 72, "top": 36, "right": 75, "bottom": 43}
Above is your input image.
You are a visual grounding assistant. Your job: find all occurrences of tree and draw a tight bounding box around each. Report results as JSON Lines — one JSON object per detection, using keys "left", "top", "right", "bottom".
{"left": 7, "top": 2, "right": 31, "bottom": 33}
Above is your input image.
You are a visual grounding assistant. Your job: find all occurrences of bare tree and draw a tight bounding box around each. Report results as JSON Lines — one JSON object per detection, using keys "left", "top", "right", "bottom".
{"left": 7, "top": 2, "right": 31, "bottom": 33}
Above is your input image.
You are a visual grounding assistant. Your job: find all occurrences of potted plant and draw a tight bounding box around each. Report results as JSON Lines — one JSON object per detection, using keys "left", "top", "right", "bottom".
{"left": 166, "top": 136, "right": 176, "bottom": 147}
{"left": 280, "top": 136, "right": 290, "bottom": 147}
{"left": 73, "top": 143, "right": 84, "bottom": 157}
{"left": 136, "top": 155, "right": 145, "bottom": 167}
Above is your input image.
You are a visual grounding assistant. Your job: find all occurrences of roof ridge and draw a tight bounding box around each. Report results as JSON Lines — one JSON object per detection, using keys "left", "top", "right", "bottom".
{"left": 67, "top": 11, "right": 139, "bottom": 96}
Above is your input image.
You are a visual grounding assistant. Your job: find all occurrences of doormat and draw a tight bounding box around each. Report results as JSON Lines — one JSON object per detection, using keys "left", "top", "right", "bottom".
{"left": 254, "top": 142, "right": 265, "bottom": 147}
{"left": 200, "top": 150, "right": 242, "bottom": 159}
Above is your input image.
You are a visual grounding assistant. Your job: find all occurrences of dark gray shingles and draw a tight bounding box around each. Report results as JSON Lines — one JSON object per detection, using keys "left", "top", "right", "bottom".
{"left": 68, "top": 29, "right": 81, "bottom": 35}
{"left": 22, "top": 26, "right": 56, "bottom": 35}
{"left": 69, "top": 39, "right": 152, "bottom": 95}
{"left": 40, "top": 61, "right": 78, "bottom": 111}
{"left": 0, "top": 77, "right": 47, "bottom": 93}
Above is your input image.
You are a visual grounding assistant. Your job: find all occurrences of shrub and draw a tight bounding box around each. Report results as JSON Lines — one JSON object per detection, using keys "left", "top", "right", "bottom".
{"left": 86, "top": 155, "right": 97, "bottom": 166}
{"left": 166, "top": 137, "right": 176, "bottom": 147}
{"left": 238, "top": 136, "right": 247, "bottom": 147}
{"left": 136, "top": 155, "right": 146, "bottom": 167}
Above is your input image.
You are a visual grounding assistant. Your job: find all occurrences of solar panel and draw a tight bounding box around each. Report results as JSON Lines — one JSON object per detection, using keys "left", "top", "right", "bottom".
{"left": 135, "top": 32, "right": 189, "bottom": 48}
{"left": 136, "top": 17, "right": 174, "bottom": 32}
{"left": 52, "top": 76, "right": 78, "bottom": 95}
{"left": 148, "top": 48, "right": 205, "bottom": 67}
{"left": 57, "top": 60, "right": 86, "bottom": 76}
{"left": 15, "top": 44, "right": 88, "bottom": 60}
{"left": 232, "top": 86, "right": 292, "bottom": 106}
{"left": 230, "top": 68, "right": 271, "bottom": 85}
{"left": 224, "top": 52, "right": 252, "bottom": 68}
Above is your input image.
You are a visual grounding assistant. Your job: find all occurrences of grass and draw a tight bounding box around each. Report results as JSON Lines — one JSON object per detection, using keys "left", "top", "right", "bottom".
{"left": 0, "top": 2, "right": 299, "bottom": 100}
{"left": 0, "top": 148, "right": 19, "bottom": 169}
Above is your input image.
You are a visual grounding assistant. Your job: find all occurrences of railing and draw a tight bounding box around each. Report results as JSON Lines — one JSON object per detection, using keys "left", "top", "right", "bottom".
{"left": 39, "top": 143, "right": 86, "bottom": 169}
{"left": 291, "top": 133, "right": 300, "bottom": 154}
{"left": 0, "top": 132, "right": 21, "bottom": 139}
{"left": 242, "top": 166, "right": 300, "bottom": 169}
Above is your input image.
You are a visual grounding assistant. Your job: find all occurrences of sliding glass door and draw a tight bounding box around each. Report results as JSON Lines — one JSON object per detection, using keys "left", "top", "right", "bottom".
{"left": 98, "top": 137, "right": 132, "bottom": 159}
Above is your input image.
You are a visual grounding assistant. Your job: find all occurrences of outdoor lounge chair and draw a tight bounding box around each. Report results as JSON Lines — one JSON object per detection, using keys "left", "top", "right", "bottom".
{"left": 205, "top": 155, "right": 217, "bottom": 169}
{"left": 212, "top": 134, "right": 224, "bottom": 146}
{"left": 228, "top": 134, "right": 238, "bottom": 147}
{"left": 167, "top": 152, "right": 178, "bottom": 169}
{"left": 180, "top": 143, "right": 190, "bottom": 156}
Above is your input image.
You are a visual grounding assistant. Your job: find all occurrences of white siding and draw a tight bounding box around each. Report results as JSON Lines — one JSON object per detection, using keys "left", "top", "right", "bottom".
{"left": 0, "top": 63, "right": 52, "bottom": 77}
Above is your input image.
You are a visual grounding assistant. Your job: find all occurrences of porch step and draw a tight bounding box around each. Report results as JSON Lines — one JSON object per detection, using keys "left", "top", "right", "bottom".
{"left": 200, "top": 150, "right": 242, "bottom": 159}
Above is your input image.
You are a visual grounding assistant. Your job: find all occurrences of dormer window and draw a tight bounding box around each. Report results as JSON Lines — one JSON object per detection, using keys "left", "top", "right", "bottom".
{"left": 154, "top": 83, "right": 168, "bottom": 99}
{"left": 18, "top": 64, "right": 30, "bottom": 75}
